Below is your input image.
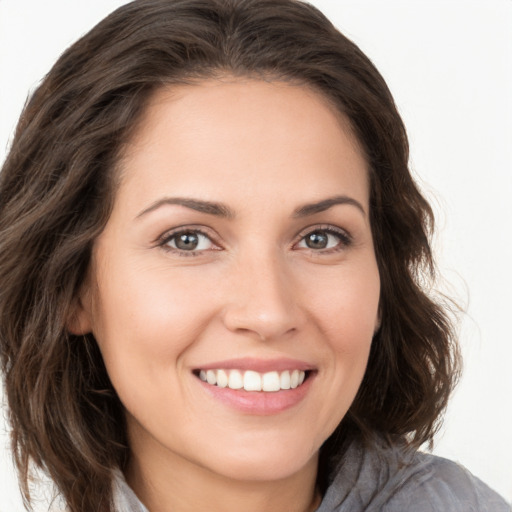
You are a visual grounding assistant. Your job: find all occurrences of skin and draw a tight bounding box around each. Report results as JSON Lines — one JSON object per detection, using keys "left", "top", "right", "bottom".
{"left": 72, "top": 78, "right": 381, "bottom": 512}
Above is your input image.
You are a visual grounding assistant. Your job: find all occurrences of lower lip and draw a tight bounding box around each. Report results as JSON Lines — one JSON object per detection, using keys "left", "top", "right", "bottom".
{"left": 197, "top": 374, "right": 314, "bottom": 415}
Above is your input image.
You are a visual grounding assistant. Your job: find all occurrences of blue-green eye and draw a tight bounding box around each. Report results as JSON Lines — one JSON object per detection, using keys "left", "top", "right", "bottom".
{"left": 164, "top": 230, "right": 214, "bottom": 252}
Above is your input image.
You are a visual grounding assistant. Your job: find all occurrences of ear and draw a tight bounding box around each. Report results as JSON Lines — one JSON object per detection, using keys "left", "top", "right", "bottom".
{"left": 67, "top": 285, "right": 93, "bottom": 335}
{"left": 374, "top": 306, "right": 382, "bottom": 334}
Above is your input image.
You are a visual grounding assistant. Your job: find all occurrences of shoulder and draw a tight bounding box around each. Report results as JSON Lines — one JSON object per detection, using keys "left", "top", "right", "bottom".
{"left": 318, "top": 437, "right": 510, "bottom": 512}
{"left": 383, "top": 451, "right": 510, "bottom": 512}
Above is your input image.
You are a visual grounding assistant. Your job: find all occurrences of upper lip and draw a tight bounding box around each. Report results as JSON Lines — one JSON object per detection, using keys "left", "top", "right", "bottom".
{"left": 194, "top": 357, "right": 315, "bottom": 373}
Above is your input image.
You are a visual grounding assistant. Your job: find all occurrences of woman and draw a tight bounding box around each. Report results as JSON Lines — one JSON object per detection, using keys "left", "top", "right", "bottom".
{"left": 0, "top": 1, "right": 509, "bottom": 511}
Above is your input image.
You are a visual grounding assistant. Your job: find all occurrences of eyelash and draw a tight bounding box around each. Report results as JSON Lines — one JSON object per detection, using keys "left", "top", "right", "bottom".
{"left": 295, "top": 225, "right": 353, "bottom": 253}
{"left": 156, "top": 225, "right": 352, "bottom": 257}
{"left": 156, "top": 227, "right": 219, "bottom": 257}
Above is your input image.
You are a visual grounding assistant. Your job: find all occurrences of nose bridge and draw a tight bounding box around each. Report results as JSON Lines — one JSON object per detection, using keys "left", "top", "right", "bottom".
{"left": 222, "top": 245, "right": 301, "bottom": 340}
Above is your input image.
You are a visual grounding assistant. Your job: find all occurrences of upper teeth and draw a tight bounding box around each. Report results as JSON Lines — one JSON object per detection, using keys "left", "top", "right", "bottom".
{"left": 198, "top": 369, "right": 306, "bottom": 392}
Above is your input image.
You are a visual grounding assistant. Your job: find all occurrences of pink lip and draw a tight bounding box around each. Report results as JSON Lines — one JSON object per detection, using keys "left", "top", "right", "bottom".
{"left": 194, "top": 357, "right": 315, "bottom": 373}
{"left": 193, "top": 358, "right": 316, "bottom": 415}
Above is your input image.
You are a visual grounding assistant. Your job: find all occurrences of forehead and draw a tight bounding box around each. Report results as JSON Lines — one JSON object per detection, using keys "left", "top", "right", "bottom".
{"left": 125, "top": 77, "right": 363, "bottom": 156}
{"left": 115, "top": 78, "right": 369, "bottom": 213}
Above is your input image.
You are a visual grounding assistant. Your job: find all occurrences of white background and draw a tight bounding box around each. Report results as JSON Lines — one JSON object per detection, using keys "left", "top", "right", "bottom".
{"left": 1, "top": 0, "right": 511, "bottom": 510}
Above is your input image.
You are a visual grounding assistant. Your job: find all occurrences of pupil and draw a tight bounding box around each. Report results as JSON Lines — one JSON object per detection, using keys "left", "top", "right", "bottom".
{"left": 306, "top": 232, "right": 328, "bottom": 249}
{"left": 176, "top": 232, "right": 198, "bottom": 250}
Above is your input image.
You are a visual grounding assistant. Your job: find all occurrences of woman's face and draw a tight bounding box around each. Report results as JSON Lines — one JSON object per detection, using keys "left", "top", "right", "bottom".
{"left": 75, "top": 79, "right": 380, "bottom": 483}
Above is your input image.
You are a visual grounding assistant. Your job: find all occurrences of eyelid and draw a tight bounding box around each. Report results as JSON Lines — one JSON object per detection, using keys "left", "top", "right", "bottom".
{"left": 155, "top": 225, "right": 222, "bottom": 254}
{"left": 293, "top": 224, "right": 353, "bottom": 251}
{"left": 153, "top": 223, "right": 352, "bottom": 256}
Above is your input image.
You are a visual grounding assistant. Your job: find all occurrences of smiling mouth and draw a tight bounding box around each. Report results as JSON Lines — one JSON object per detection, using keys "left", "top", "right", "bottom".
{"left": 195, "top": 369, "right": 310, "bottom": 392}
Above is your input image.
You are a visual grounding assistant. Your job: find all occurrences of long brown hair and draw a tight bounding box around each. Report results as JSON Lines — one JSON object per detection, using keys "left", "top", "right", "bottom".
{"left": 0, "top": 1, "right": 460, "bottom": 510}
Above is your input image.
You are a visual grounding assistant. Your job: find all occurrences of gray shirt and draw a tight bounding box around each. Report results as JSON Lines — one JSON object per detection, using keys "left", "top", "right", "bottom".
{"left": 112, "top": 438, "right": 510, "bottom": 511}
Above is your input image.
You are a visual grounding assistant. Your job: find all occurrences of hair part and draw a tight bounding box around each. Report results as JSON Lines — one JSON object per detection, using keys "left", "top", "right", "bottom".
{"left": 0, "top": 0, "right": 460, "bottom": 510}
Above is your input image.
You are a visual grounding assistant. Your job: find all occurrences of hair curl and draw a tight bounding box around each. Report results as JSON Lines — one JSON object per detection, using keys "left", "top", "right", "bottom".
{"left": 0, "top": 0, "right": 460, "bottom": 510}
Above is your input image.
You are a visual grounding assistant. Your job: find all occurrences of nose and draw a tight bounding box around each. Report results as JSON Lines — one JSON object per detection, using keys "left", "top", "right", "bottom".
{"left": 221, "top": 250, "right": 304, "bottom": 341}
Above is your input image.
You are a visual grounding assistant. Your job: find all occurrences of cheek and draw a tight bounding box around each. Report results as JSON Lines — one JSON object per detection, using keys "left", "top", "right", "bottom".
{"left": 88, "top": 261, "right": 217, "bottom": 428}
{"left": 306, "top": 264, "right": 380, "bottom": 345}
{"left": 90, "top": 257, "right": 217, "bottom": 374}
{"left": 293, "top": 267, "right": 379, "bottom": 443}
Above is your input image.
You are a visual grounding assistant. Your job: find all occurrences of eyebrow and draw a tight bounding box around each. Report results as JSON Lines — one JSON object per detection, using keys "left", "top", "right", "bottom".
{"left": 292, "top": 195, "right": 366, "bottom": 218}
{"left": 136, "top": 197, "right": 235, "bottom": 219}
{"left": 135, "top": 194, "right": 365, "bottom": 220}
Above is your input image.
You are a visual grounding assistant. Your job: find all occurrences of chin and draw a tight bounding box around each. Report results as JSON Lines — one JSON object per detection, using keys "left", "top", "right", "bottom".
{"left": 190, "top": 433, "right": 320, "bottom": 483}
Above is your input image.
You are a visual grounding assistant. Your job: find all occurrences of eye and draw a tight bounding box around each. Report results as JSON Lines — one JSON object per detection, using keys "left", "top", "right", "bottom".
{"left": 296, "top": 227, "right": 351, "bottom": 252}
{"left": 161, "top": 229, "right": 216, "bottom": 253}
